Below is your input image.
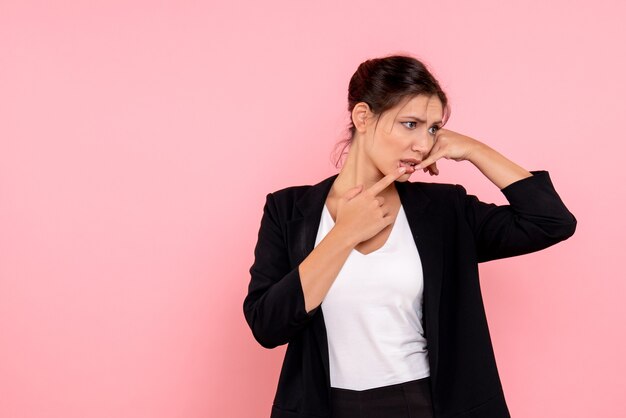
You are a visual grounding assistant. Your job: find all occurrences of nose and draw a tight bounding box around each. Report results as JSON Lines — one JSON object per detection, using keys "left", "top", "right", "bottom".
{"left": 411, "top": 132, "right": 434, "bottom": 155}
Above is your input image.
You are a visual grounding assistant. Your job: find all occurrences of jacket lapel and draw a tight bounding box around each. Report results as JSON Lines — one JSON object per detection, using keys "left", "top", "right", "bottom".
{"left": 285, "top": 174, "right": 338, "bottom": 382}
{"left": 285, "top": 173, "right": 444, "bottom": 389}
{"left": 396, "top": 179, "right": 444, "bottom": 390}
{"left": 285, "top": 174, "right": 337, "bottom": 268}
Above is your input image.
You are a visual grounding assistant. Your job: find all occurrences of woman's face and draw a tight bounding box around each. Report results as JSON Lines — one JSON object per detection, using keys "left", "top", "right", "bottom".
{"left": 363, "top": 94, "right": 444, "bottom": 179}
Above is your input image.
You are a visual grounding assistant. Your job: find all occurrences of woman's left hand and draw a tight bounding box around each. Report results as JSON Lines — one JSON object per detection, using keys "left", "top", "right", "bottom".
{"left": 415, "top": 128, "right": 484, "bottom": 176}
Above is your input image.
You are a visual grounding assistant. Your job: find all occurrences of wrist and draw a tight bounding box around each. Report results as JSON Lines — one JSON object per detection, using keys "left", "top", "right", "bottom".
{"left": 466, "top": 141, "right": 491, "bottom": 164}
{"left": 328, "top": 225, "right": 358, "bottom": 250}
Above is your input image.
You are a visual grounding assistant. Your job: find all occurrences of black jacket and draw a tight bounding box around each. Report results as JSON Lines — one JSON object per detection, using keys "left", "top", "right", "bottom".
{"left": 243, "top": 170, "right": 576, "bottom": 418}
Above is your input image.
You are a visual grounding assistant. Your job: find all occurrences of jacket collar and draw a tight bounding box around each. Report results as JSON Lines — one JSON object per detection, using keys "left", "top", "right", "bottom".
{"left": 287, "top": 172, "right": 444, "bottom": 389}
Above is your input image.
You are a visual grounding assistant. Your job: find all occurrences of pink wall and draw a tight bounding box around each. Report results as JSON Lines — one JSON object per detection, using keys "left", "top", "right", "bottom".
{"left": 1, "top": 1, "right": 624, "bottom": 417}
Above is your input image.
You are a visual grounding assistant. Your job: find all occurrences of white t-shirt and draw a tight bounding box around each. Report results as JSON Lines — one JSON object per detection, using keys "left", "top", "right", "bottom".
{"left": 316, "top": 203, "right": 430, "bottom": 390}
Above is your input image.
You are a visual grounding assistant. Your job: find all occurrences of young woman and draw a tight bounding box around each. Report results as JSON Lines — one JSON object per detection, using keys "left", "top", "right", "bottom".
{"left": 243, "top": 54, "right": 577, "bottom": 418}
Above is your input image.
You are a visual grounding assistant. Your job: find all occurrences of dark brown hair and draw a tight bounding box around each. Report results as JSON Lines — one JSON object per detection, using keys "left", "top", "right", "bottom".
{"left": 332, "top": 54, "right": 451, "bottom": 168}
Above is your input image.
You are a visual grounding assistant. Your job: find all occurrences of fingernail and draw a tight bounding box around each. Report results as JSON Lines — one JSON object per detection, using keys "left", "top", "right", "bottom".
{"left": 399, "top": 167, "right": 406, "bottom": 173}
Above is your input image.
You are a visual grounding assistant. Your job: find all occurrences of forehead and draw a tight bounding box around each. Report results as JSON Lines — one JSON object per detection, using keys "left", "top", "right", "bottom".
{"left": 391, "top": 94, "right": 443, "bottom": 119}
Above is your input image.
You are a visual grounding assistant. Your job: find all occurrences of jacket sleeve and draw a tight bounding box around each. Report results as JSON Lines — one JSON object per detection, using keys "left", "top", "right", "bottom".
{"left": 243, "top": 192, "right": 319, "bottom": 349}
{"left": 459, "top": 170, "right": 577, "bottom": 263}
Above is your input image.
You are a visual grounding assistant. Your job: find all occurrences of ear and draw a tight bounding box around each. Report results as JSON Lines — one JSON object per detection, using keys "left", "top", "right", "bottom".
{"left": 352, "top": 102, "right": 373, "bottom": 133}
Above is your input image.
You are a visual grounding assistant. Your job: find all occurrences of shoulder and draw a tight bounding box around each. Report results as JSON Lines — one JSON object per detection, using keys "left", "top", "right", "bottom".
{"left": 266, "top": 174, "right": 336, "bottom": 203}
{"left": 398, "top": 180, "right": 473, "bottom": 217}
{"left": 403, "top": 179, "right": 465, "bottom": 199}
{"left": 270, "top": 183, "right": 311, "bottom": 197}
{"left": 266, "top": 185, "right": 313, "bottom": 216}
{"left": 260, "top": 181, "right": 319, "bottom": 224}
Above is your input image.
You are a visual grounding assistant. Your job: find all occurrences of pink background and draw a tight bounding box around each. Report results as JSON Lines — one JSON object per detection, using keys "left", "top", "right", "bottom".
{"left": 1, "top": 1, "right": 624, "bottom": 417}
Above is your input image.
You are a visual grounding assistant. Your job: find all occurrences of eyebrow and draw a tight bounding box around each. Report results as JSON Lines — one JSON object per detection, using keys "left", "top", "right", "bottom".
{"left": 402, "top": 116, "right": 442, "bottom": 125}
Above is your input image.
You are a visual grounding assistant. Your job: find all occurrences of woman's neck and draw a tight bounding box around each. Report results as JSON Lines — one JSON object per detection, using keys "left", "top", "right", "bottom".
{"left": 329, "top": 139, "right": 396, "bottom": 200}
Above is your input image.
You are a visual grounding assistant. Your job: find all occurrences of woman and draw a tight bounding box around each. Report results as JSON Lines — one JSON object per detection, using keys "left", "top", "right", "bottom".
{"left": 243, "top": 54, "right": 576, "bottom": 418}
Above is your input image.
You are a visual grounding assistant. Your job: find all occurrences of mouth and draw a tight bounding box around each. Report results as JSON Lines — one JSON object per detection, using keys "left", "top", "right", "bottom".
{"left": 398, "top": 159, "right": 420, "bottom": 173}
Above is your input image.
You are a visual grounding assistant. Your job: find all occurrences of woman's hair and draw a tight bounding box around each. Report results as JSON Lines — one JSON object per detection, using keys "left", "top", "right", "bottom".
{"left": 332, "top": 54, "right": 451, "bottom": 168}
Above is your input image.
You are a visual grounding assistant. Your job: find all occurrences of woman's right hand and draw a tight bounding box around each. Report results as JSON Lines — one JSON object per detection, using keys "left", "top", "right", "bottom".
{"left": 333, "top": 167, "right": 407, "bottom": 246}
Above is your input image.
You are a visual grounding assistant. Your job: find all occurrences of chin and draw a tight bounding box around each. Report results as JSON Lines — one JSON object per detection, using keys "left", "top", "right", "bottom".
{"left": 390, "top": 165, "right": 412, "bottom": 180}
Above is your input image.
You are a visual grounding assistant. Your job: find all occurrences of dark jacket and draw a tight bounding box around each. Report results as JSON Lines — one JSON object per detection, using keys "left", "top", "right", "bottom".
{"left": 243, "top": 170, "right": 576, "bottom": 418}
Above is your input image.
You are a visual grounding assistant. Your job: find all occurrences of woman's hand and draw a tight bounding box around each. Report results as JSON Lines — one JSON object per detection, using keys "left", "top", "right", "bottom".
{"left": 415, "top": 128, "right": 484, "bottom": 175}
{"left": 415, "top": 127, "right": 533, "bottom": 189}
{"left": 333, "top": 167, "right": 407, "bottom": 247}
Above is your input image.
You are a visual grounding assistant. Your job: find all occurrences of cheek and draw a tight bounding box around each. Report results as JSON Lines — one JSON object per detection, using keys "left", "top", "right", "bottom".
{"left": 372, "top": 132, "right": 406, "bottom": 160}
{"left": 371, "top": 136, "right": 396, "bottom": 154}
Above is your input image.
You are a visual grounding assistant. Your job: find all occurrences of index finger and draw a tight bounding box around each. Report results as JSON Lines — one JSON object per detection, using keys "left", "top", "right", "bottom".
{"left": 367, "top": 167, "right": 407, "bottom": 196}
{"left": 414, "top": 150, "right": 445, "bottom": 171}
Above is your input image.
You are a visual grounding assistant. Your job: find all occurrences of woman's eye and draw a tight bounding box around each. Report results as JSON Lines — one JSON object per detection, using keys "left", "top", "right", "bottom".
{"left": 428, "top": 126, "right": 440, "bottom": 135}
{"left": 402, "top": 122, "right": 440, "bottom": 134}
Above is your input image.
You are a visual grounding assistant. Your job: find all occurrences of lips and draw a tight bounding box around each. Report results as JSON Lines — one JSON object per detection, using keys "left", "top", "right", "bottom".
{"left": 398, "top": 159, "right": 419, "bottom": 174}
{"left": 398, "top": 158, "right": 420, "bottom": 167}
